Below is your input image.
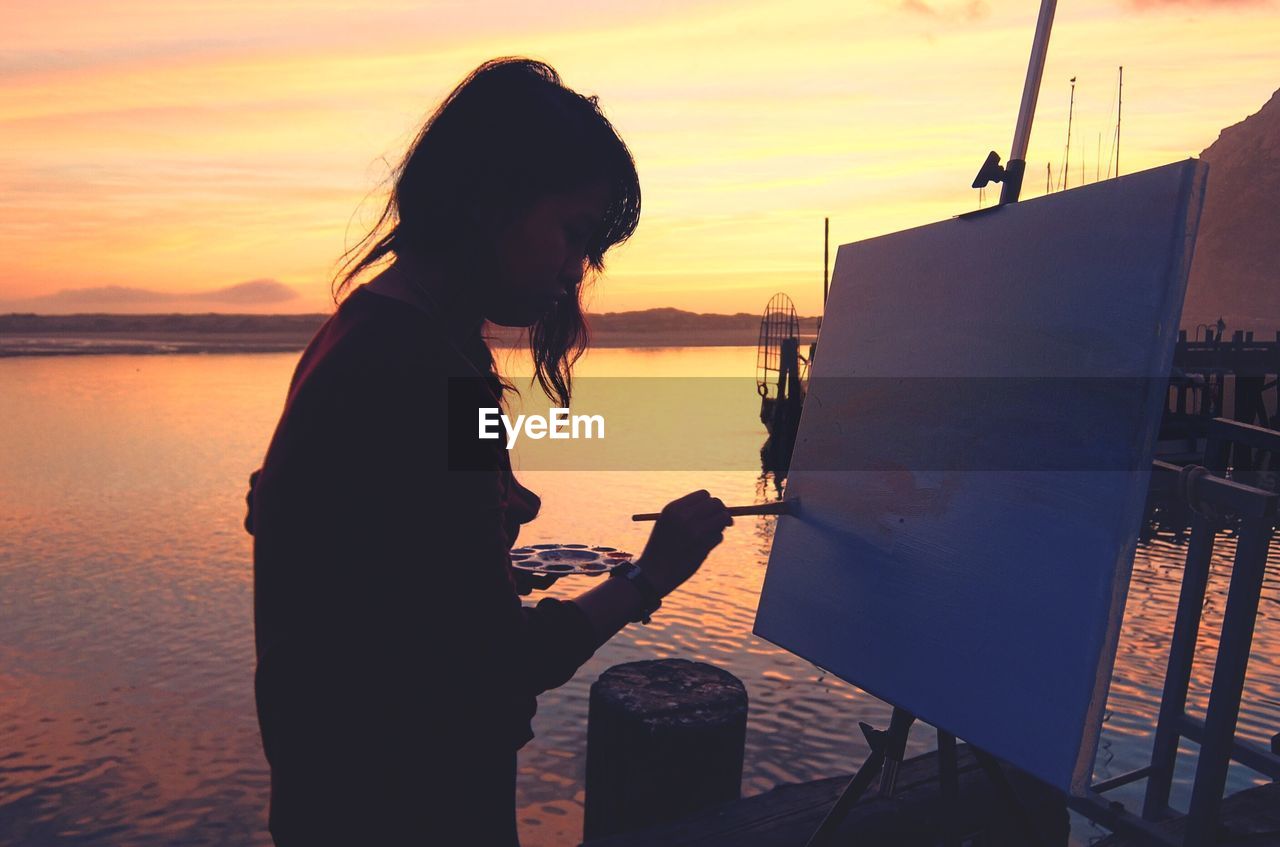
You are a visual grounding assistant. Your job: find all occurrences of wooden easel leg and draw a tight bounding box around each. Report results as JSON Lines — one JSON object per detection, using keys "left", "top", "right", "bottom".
{"left": 807, "top": 712, "right": 1051, "bottom": 847}
{"left": 804, "top": 708, "right": 915, "bottom": 847}
{"left": 877, "top": 707, "right": 918, "bottom": 797}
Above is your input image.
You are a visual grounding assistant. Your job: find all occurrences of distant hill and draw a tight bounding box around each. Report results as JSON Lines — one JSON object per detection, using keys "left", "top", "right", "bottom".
{"left": 0, "top": 312, "right": 327, "bottom": 335}
{"left": 0, "top": 308, "right": 821, "bottom": 355}
{"left": 1182, "top": 86, "right": 1280, "bottom": 336}
{"left": 491, "top": 307, "right": 819, "bottom": 346}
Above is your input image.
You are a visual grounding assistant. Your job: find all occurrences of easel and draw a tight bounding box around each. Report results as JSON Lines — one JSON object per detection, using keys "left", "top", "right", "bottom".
{"left": 801, "top": 0, "right": 1277, "bottom": 841}
{"left": 806, "top": 4, "right": 1066, "bottom": 842}
{"left": 804, "top": 709, "right": 1053, "bottom": 847}
{"left": 803, "top": 419, "right": 1280, "bottom": 846}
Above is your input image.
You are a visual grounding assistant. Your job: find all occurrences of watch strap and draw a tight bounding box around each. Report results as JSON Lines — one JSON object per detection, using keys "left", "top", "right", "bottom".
{"left": 610, "top": 561, "right": 662, "bottom": 624}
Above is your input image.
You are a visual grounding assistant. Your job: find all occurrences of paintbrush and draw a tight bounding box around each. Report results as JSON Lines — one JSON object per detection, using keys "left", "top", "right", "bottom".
{"left": 631, "top": 499, "right": 798, "bottom": 521}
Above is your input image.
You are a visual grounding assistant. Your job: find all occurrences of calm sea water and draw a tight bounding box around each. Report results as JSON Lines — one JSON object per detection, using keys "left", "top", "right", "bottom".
{"left": 1, "top": 347, "right": 1277, "bottom": 846}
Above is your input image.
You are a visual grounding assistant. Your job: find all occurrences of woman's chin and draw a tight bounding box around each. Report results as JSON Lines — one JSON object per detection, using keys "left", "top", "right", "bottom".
{"left": 486, "top": 300, "right": 559, "bottom": 328}
{"left": 487, "top": 316, "right": 538, "bottom": 329}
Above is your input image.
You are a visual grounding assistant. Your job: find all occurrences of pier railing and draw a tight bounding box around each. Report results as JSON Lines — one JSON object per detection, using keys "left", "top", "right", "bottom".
{"left": 1071, "top": 419, "right": 1280, "bottom": 846}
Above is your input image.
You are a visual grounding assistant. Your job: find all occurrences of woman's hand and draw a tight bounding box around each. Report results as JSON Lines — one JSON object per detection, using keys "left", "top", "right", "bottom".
{"left": 636, "top": 490, "right": 733, "bottom": 597}
{"left": 512, "top": 570, "right": 562, "bottom": 596}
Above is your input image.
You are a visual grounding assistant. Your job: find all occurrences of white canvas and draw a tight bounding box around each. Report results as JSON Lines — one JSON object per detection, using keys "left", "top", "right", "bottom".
{"left": 753, "top": 159, "right": 1208, "bottom": 794}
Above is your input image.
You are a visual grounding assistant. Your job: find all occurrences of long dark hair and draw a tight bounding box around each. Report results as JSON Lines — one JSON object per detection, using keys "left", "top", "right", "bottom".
{"left": 333, "top": 57, "right": 641, "bottom": 407}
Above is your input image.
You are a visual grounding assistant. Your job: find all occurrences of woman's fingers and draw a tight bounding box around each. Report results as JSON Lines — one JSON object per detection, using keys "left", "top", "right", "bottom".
{"left": 640, "top": 490, "right": 735, "bottom": 593}
{"left": 513, "top": 571, "right": 561, "bottom": 595}
{"left": 670, "top": 492, "right": 724, "bottom": 517}
{"left": 700, "top": 497, "right": 733, "bottom": 524}
{"left": 683, "top": 496, "right": 733, "bottom": 532}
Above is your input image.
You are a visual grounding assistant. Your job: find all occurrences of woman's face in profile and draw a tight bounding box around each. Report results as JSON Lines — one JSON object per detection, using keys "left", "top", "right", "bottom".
{"left": 483, "top": 179, "right": 612, "bottom": 327}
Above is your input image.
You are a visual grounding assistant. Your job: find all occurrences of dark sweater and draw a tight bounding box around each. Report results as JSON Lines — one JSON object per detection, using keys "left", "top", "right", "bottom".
{"left": 247, "top": 284, "right": 598, "bottom": 838}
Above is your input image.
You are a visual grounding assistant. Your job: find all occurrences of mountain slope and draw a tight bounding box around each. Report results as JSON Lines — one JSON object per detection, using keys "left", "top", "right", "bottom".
{"left": 1182, "top": 86, "right": 1280, "bottom": 335}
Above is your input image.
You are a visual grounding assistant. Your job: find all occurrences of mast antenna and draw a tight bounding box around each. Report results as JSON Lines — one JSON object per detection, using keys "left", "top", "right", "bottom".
{"left": 823, "top": 217, "right": 830, "bottom": 306}
{"left": 1063, "top": 76, "right": 1076, "bottom": 190}
{"left": 1116, "top": 65, "right": 1123, "bottom": 176}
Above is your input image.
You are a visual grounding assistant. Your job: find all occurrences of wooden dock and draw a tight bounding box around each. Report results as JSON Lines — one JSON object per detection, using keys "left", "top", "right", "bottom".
{"left": 1093, "top": 782, "right": 1280, "bottom": 846}
{"left": 580, "top": 745, "right": 1070, "bottom": 847}
{"left": 581, "top": 751, "right": 1280, "bottom": 846}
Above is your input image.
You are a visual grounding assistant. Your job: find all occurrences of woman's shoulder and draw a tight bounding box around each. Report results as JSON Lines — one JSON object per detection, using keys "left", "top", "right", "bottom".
{"left": 291, "top": 285, "right": 473, "bottom": 393}
{"left": 259, "top": 289, "right": 472, "bottom": 473}
{"left": 331, "top": 284, "right": 453, "bottom": 362}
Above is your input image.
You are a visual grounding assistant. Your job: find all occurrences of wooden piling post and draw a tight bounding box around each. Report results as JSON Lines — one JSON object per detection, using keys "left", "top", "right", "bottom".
{"left": 583, "top": 659, "right": 748, "bottom": 841}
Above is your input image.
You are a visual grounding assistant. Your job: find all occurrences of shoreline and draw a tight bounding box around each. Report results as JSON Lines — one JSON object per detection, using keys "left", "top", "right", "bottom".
{"left": 0, "top": 310, "right": 821, "bottom": 357}
{"left": 0, "top": 330, "right": 819, "bottom": 357}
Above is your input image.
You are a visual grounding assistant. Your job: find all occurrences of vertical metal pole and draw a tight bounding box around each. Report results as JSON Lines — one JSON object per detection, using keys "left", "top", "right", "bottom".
{"left": 1185, "top": 515, "right": 1273, "bottom": 844}
{"left": 1142, "top": 513, "right": 1219, "bottom": 820}
{"left": 823, "top": 217, "right": 830, "bottom": 306}
{"left": 1064, "top": 77, "right": 1076, "bottom": 190}
{"left": 1117, "top": 66, "right": 1123, "bottom": 177}
{"left": 1080, "top": 118, "right": 1085, "bottom": 186}
{"left": 999, "top": 0, "right": 1058, "bottom": 205}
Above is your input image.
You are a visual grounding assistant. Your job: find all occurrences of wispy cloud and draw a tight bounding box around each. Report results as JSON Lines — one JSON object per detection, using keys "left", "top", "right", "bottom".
{"left": 1125, "top": 0, "right": 1271, "bottom": 9}
{"left": 898, "top": 0, "right": 990, "bottom": 20}
{"left": 0, "top": 279, "right": 300, "bottom": 312}
{"left": 0, "top": 39, "right": 256, "bottom": 80}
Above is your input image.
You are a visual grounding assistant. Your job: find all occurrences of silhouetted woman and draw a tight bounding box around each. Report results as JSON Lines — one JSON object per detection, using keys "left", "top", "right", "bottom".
{"left": 245, "top": 58, "right": 732, "bottom": 846}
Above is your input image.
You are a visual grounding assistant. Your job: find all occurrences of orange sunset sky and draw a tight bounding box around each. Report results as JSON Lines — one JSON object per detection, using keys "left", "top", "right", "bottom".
{"left": 2, "top": 0, "right": 1277, "bottom": 316}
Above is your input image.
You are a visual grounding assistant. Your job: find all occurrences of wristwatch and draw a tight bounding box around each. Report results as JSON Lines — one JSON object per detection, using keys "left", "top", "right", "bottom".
{"left": 609, "top": 560, "right": 663, "bottom": 624}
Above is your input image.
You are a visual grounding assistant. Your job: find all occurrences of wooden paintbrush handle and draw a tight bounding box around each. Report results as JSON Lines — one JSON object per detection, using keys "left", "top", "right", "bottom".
{"left": 631, "top": 500, "right": 795, "bottom": 521}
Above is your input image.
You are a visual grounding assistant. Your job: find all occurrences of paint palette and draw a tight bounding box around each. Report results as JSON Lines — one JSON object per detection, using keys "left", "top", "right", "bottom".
{"left": 508, "top": 544, "right": 635, "bottom": 577}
